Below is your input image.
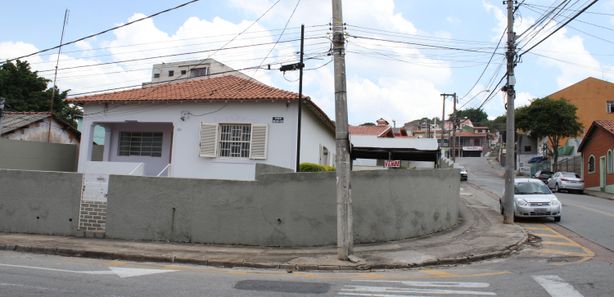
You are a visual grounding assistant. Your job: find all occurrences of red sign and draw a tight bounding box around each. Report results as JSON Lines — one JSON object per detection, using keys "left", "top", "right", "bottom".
{"left": 384, "top": 160, "right": 401, "bottom": 168}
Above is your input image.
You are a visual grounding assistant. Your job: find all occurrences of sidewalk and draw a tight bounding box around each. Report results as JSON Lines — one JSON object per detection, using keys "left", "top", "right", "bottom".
{"left": 585, "top": 189, "right": 614, "bottom": 200}
{"left": 0, "top": 186, "right": 526, "bottom": 271}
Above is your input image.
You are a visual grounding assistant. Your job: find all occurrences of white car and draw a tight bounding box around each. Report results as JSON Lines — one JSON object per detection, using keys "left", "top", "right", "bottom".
{"left": 547, "top": 171, "right": 584, "bottom": 194}
{"left": 500, "top": 178, "right": 562, "bottom": 222}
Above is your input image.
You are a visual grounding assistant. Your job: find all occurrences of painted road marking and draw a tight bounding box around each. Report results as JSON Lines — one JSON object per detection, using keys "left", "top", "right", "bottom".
{"left": 339, "top": 280, "right": 496, "bottom": 296}
{"left": 533, "top": 275, "right": 584, "bottom": 297}
{"left": 519, "top": 223, "right": 594, "bottom": 262}
{"left": 0, "top": 263, "right": 176, "bottom": 278}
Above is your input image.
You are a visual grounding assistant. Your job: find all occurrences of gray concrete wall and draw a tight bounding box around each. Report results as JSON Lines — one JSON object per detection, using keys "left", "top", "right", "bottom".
{"left": 0, "top": 169, "right": 82, "bottom": 235}
{"left": 106, "top": 168, "right": 459, "bottom": 247}
{"left": 0, "top": 138, "right": 78, "bottom": 172}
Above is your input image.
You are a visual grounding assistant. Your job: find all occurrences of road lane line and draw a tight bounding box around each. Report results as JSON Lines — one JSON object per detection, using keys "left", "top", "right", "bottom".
{"left": 562, "top": 202, "right": 614, "bottom": 219}
{"left": 533, "top": 275, "right": 584, "bottom": 297}
{"left": 539, "top": 249, "right": 593, "bottom": 257}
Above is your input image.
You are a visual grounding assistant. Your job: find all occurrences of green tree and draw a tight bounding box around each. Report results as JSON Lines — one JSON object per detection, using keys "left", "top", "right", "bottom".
{"left": 515, "top": 97, "right": 583, "bottom": 171}
{"left": 450, "top": 108, "right": 489, "bottom": 126}
{"left": 0, "top": 60, "right": 80, "bottom": 127}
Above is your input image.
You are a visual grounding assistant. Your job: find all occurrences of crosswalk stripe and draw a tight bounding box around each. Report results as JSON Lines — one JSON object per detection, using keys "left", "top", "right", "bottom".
{"left": 354, "top": 280, "right": 490, "bottom": 288}
{"left": 340, "top": 285, "right": 496, "bottom": 296}
{"left": 533, "top": 275, "right": 584, "bottom": 297}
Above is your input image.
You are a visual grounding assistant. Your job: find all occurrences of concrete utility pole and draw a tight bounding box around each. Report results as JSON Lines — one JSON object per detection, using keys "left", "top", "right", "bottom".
{"left": 440, "top": 93, "right": 455, "bottom": 159}
{"left": 332, "top": 0, "right": 353, "bottom": 260}
{"left": 0, "top": 97, "right": 5, "bottom": 134}
{"left": 451, "top": 93, "right": 458, "bottom": 161}
{"left": 503, "top": 0, "right": 517, "bottom": 224}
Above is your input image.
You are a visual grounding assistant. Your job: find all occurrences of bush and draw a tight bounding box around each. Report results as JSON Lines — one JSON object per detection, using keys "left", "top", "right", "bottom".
{"left": 299, "top": 162, "right": 335, "bottom": 172}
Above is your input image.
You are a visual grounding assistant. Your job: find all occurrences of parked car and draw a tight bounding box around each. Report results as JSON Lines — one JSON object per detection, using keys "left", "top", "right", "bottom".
{"left": 547, "top": 171, "right": 584, "bottom": 194}
{"left": 500, "top": 178, "right": 562, "bottom": 222}
{"left": 459, "top": 167, "right": 468, "bottom": 181}
{"left": 533, "top": 170, "right": 554, "bottom": 184}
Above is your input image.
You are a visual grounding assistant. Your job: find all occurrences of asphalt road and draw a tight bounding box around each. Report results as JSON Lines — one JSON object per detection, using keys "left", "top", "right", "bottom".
{"left": 456, "top": 156, "right": 614, "bottom": 252}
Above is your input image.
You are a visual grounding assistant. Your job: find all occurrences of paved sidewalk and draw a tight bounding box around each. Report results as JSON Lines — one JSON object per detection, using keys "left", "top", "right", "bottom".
{"left": 0, "top": 185, "right": 526, "bottom": 271}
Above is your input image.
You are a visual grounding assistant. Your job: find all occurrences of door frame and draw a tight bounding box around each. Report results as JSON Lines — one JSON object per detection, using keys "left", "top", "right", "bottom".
{"left": 600, "top": 156, "right": 606, "bottom": 191}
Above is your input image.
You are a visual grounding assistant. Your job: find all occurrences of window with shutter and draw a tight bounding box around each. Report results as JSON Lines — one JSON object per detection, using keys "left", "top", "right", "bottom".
{"left": 199, "top": 123, "right": 218, "bottom": 157}
{"left": 249, "top": 124, "right": 268, "bottom": 159}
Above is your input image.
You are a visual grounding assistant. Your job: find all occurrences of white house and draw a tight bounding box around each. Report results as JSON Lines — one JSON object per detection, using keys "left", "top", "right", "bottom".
{"left": 67, "top": 74, "right": 336, "bottom": 181}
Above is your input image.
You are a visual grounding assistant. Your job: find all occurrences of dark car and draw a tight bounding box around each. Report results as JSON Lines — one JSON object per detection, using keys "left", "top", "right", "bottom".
{"left": 534, "top": 170, "right": 553, "bottom": 184}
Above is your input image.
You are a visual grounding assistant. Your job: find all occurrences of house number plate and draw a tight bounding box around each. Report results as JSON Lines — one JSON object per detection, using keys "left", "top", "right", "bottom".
{"left": 272, "top": 117, "right": 284, "bottom": 123}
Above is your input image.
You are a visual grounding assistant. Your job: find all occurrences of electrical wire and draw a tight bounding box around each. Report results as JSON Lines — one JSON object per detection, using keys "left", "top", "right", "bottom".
{"left": 458, "top": 27, "right": 507, "bottom": 103}
{"left": 519, "top": 0, "right": 599, "bottom": 57}
{"left": 5, "top": 0, "right": 201, "bottom": 62}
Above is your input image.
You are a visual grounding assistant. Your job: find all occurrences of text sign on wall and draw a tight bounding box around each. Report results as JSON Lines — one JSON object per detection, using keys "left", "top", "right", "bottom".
{"left": 272, "top": 117, "right": 284, "bottom": 123}
{"left": 384, "top": 160, "right": 401, "bottom": 168}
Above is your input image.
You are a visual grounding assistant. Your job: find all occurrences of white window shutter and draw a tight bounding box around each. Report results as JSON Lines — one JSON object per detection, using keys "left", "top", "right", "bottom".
{"left": 200, "top": 123, "right": 218, "bottom": 157}
{"left": 249, "top": 124, "right": 268, "bottom": 160}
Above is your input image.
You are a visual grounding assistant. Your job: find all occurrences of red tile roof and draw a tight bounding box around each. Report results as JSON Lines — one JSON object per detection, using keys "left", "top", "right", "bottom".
{"left": 595, "top": 120, "right": 614, "bottom": 134}
{"left": 349, "top": 125, "right": 391, "bottom": 137}
{"left": 578, "top": 120, "right": 614, "bottom": 152}
{"left": 66, "top": 75, "right": 300, "bottom": 103}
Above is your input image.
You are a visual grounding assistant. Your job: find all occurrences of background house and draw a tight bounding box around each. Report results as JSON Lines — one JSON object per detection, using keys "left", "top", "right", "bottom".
{"left": 68, "top": 74, "right": 335, "bottom": 181}
{"left": 539, "top": 77, "right": 614, "bottom": 161}
{"left": 1, "top": 112, "right": 80, "bottom": 144}
{"left": 578, "top": 120, "right": 614, "bottom": 194}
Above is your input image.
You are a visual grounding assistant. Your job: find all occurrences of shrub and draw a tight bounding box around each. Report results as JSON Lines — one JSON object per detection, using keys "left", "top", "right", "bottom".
{"left": 299, "top": 162, "right": 335, "bottom": 172}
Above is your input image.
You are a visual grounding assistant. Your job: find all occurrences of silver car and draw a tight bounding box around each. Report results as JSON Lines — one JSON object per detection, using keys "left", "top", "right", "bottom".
{"left": 547, "top": 171, "right": 584, "bottom": 194}
{"left": 500, "top": 178, "right": 562, "bottom": 222}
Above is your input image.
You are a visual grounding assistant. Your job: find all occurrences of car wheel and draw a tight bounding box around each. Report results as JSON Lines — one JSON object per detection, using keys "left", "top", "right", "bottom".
{"left": 554, "top": 216, "right": 561, "bottom": 222}
{"left": 555, "top": 183, "right": 560, "bottom": 192}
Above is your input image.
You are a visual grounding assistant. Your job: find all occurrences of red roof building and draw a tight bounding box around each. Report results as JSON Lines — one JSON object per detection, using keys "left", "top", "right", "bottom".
{"left": 578, "top": 120, "right": 614, "bottom": 193}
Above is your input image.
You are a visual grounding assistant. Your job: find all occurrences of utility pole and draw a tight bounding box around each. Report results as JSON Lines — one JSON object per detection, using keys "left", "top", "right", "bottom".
{"left": 280, "top": 25, "right": 306, "bottom": 172}
{"left": 332, "top": 0, "right": 353, "bottom": 260}
{"left": 440, "top": 93, "right": 455, "bottom": 159}
{"left": 451, "top": 93, "right": 457, "bottom": 161}
{"left": 48, "top": 9, "right": 69, "bottom": 143}
{"left": 0, "top": 97, "right": 5, "bottom": 134}
{"left": 503, "top": 0, "right": 517, "bottom": 224}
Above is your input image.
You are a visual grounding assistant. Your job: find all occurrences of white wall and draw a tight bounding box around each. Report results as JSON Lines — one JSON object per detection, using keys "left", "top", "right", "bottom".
{"left": 78, "top": 101, "right": 334, "bottom": 180}
{"left": 300, "top": 105, "right": 336, "bottom": 166}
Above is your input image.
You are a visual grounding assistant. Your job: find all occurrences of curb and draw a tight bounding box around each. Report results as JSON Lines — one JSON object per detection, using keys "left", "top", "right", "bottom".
{"left": 2, "top": 232, "right": 527, "bottom": 271}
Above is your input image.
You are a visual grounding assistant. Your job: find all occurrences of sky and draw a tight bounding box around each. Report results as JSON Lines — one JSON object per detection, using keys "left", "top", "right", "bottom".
{"left": 1, "top": 0, "right": 613, "bottom": 125}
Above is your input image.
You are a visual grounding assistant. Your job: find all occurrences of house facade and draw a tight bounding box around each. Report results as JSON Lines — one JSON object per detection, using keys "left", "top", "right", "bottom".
{"left": 578, "top": 120, "right": 614, "bottom": 193}
{"left": 68, "top": 75, "right": 335, "bottom": 181}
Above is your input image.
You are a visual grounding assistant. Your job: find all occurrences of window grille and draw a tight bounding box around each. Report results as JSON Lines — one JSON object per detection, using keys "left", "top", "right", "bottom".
{"left": 218, "top": 124, "right": 251, "bottom": 158}
{"left": 588, "top": 155, "right": 596, "bottom": 173}
{"left": 119, "top": 132, "right": 163, "bottom": 157}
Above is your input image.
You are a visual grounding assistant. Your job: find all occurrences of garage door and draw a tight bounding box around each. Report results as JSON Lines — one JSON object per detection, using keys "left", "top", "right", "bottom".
{"left": 463, "top": 151, "right": 482, "bottom": 157}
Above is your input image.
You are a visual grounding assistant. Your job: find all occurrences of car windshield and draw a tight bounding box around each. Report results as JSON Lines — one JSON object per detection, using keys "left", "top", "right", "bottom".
{"left": 515, "top": 182, "right": 551, "bottom": 195}
{"left": 561, "top": 172, "right": 580, "bottom": 178}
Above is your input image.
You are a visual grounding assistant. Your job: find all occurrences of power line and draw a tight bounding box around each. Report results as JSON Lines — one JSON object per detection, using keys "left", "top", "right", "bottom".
{"left": 5, "top": 0, "right": 201, "bottom": 62}
{"left": 347, "top": 34, "right": 505, "bottom": 55}
{"left": 458, "top": 27, "right": 506, "bottom": 102}
{"left": 519, "top": 0, "right": 599, "bottom": 57}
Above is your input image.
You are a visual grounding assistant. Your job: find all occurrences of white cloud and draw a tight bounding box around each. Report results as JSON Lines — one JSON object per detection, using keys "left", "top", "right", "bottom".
{"left": 0, "top": 41, "right": 43, "bottom": 64}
